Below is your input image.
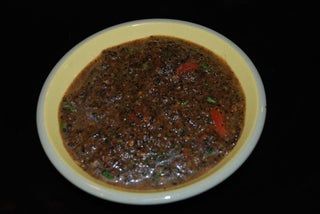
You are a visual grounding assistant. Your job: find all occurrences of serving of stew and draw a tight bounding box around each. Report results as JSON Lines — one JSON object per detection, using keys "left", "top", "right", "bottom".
{"left": 59, "top": 36, "right": 245, "bottom": 190}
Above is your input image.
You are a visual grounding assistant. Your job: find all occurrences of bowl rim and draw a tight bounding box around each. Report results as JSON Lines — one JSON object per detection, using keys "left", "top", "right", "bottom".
{"left": 37, "top": 18, "right": 266, "bottom": 205}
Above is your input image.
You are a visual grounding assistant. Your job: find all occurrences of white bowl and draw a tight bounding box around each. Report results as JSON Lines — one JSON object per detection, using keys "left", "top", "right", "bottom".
{"left": 37, "top": 19, "right": 266, "bottom": 205}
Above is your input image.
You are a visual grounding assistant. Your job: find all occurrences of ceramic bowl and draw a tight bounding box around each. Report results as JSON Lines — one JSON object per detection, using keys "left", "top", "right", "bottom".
{"left": 37, "top": 19, "right": 266, "bottom": 205}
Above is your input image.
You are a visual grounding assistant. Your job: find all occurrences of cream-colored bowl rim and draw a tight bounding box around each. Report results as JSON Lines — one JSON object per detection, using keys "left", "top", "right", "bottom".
{"left": 37, "top": 19, "right": 266, "bottom": 205}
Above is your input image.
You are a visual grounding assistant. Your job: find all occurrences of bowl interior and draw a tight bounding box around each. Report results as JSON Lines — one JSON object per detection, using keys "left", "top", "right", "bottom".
{"left": 38, "top": 19, "right": 265, "bottom": 204}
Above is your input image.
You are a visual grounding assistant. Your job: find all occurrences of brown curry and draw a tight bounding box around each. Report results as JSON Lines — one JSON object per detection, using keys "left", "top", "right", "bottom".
{"left": 59, "top": 36, "right": 245, "bottom": 190}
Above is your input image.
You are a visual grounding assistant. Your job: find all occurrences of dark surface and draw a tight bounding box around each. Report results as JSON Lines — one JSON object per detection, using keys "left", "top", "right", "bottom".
{"left": 2, "top": 1, "right": 318, "bottom": 213}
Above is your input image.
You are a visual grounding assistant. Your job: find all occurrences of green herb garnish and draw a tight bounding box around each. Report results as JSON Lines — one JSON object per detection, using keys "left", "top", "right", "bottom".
{"left": 163, "top": 49, "right": 174, "bottom": 60}
{"left": 142, "top": 61, "right": 150, "bottom": 70}
{"left": 153, "top": 172, "right": 161, "bottom": 181}
{"left": 201, "top": 63, "right": 212, "bottom": 73}
{"left": 61, "top": 122, "right": 68, "bottom": 133}
{"left": 103, "top": 138, "right": 109, "bottom": 144}
{"left": 178, "top": 128, "right": 186, "bottom": 136}
{"left": 102, "top": 170, "right": 114, "bottom": 179}
{"left": 206, "top": 147, "right": 216, "bottom": 156}
{"left": 62, "top": 102, "right": 77, "bottom": 112}
{"left": 127, "top": 47, "right": 136, "bottom": 56}
{"left": 180, "top": 100, "right": 189, "bottom": 106}
{"left": 207, "top": 96, "right": 216, "bottom": 104}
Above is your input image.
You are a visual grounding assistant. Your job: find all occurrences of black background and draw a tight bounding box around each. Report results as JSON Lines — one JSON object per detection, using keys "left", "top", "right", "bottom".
{"left": 2, "top": 1, "right": 318, "bottom": 213}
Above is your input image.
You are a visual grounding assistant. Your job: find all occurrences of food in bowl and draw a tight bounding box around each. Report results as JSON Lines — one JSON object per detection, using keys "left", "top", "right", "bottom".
{"left": 59, "top": 36, "right": 245, "bottom": 190}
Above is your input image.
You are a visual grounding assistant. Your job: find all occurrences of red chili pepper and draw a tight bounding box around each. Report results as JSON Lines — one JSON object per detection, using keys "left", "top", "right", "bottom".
{"left": 128, "top": 105, "right": 150, "bottom": 125}
{"left": 128, "top": 113, "right": 135, "bottom": 120}
{"left": 210, "top": 107, "right": 227, "bottom": 138}
{"left": 128, "top": 112, "right": 139, "bottom": 124}
{"left": 176, "top": 60, "right": 198, "bottom": 75}
{"left": 182, "top": 148, "right": 191, "bottom": 157}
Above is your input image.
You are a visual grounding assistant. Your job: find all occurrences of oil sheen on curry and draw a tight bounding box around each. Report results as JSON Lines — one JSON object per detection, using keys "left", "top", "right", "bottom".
{"left": 59, "top": 36, "right": 245, "bottom": 190}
